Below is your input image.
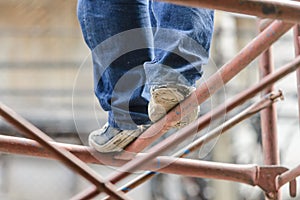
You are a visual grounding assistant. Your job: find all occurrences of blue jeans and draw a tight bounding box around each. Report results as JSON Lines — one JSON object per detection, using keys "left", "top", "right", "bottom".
{"left": 77, "top": 0, "right": 214, "bottom": 130}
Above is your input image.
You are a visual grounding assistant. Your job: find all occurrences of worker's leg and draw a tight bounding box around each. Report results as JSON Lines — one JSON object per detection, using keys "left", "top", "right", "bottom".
{"left": 77, "top": 0, "right": 153, "bottom": 130}
{"left": 145, "top": 2, "right": 215, "bottom": 124}
{"left": 144, "top": 2, "right": 214, "bottom": 92}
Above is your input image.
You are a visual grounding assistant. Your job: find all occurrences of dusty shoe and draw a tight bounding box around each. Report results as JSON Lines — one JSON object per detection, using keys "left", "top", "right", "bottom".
{"left": 89, "top": 123, "right": 148, "bottom": 152}
{"left": 148, "top": 84, "right": 199, "bottom": 128}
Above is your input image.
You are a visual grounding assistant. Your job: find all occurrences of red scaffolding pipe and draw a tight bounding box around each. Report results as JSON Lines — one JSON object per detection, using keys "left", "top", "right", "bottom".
{"left": 280, "top": 23, "right": 300, "bottom": 200}
{"left": 2, "top": 134, "right": 297, "bottom": 199}
{"left": 259, "top": 34, "right": 280, "bottom": 167}
{"left": 295, "top": 25, "right": 300, "bottom": 124}
{"left": 276, "top": 164, "right": 300, "bottom": 193}
{"left": 0, "top": 103, "right": 129, "bottom": 200}
{"left": 161, "top": 0, "right": 300, "bottom": 23}
{"left": 258, "top": 20, "right": 281, "bottom": 200}
{"left": 0, "top": 134, "right": 295, "bottom": 193}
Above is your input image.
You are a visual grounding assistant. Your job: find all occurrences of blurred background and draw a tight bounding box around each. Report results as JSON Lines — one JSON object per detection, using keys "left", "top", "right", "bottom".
{"left": 0, "top": 1, "right": 300, "bottom": 199}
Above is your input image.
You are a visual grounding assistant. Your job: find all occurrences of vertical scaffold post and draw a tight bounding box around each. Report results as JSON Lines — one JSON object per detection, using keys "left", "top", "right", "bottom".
{"left": 258, "top": 20, "right": 281, "bottom": 200}
{"left": 294, "top": 24, "right": 300, "bottom": 123}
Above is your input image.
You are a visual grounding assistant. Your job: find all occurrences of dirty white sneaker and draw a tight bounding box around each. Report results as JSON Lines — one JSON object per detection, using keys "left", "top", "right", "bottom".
{"left": 89, "top": 123, "right": 148, "bottom": 153}
{"left": 89, "top": 84, "right": 198, "bottom": 153}
{"left": 148, "top": 84, "right": 199, "bottom": 128}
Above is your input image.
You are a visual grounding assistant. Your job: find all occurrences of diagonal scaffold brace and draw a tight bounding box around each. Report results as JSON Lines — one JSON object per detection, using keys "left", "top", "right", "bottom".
{"left": 0, "top": 103, "right": 130, "bottom": 200}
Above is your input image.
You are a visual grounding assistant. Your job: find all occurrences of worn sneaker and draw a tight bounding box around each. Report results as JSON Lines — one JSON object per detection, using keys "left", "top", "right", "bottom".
{"left": 89, "top": 123, "right": 148, "bottom": 153}
{"left": 89, "top": 84, "right": 198, "bottom": 153}
{"left": 148, "top": 84, "right": 199, "bottom": 128}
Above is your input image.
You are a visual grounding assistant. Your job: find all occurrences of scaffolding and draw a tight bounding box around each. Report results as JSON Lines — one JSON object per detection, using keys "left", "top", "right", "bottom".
{"left": 1, "top": 0, "right": 300, "bottom": 199}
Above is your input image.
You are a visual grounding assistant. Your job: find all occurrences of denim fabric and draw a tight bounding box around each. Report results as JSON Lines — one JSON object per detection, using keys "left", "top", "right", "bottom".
{"left": 77, "top": 0, "right": 214, "bottom": 130}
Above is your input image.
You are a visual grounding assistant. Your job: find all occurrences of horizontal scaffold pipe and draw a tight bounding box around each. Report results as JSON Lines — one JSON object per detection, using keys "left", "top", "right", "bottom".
{"left": 0, "top": 135, "right": 263, "bottom": 186}
{"left": 160, "top": 0, "right": 300, "bottom": 23}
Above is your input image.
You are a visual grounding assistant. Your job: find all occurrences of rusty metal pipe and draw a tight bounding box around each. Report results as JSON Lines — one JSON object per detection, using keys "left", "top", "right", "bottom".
{"left": 0, "top": 134, "right": 262, "bottom": 186}
{"left": 153, "top": 158, "right": 259, "bottom": 185}
{"left": 2, "top": 134, "right": 291, "bottom": 199}
{"left": 295, "top": 25, "right": 300, "bottom": 124}
{"left": 276, "top": 164, "right": 300, "bottom": 191}
{"left": 111, "top": 165, "right": 293, "bottom": 200}
{"left": 160, "top": 0, "right": 300, "bottom": 23}
{"left": 295, "top": 24, "right": 300, "bottom": 56}
{"left": 259, "top": 20, "right": 280, "bottom": 165}
{"left": 258, "top": 19, "right": 281, "bottom": 200}
{"left": 0, "top": 135, "right": 125, "bottom": 166}
{"left": 0, "top": 103, "right": 129, "bottom": 200}
{"left": 259, "top": 38, "right": 280, "bottom": 167}
{"left": 258, "top": 18, "right": 280, "bottom": 166}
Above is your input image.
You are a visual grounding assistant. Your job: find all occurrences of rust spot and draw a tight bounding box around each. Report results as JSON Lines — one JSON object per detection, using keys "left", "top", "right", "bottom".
{"left": 262, "top": 4, "right": 276, "bottom": 15}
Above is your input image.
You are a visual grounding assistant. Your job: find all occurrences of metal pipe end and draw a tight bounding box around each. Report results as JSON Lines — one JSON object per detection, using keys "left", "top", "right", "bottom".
{"left": 289, "top": 179, "right": 297, "bottom": 198}
{"left": 269, "top": 89, "right": 284, "bottom": 101}
{"left": 275, "top": 172, "right": 297, "bottom": 198}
